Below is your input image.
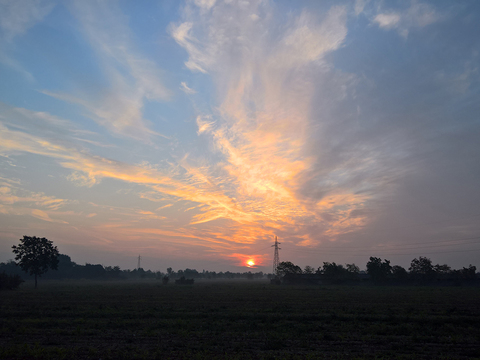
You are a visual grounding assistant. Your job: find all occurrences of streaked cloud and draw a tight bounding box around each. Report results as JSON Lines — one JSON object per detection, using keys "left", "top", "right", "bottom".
{"left": 0, "top": 0, "right": 54, "bottom": 41}
{"left": 41, "top": 0, "right": 171, "bottom": 140}
{"left": 0, "top": 0, "right": 479, "bottom": 270}
{"left": 180, "top": 81, "right": 197, "bottom": 94}
{"left": 373, "top": 1, "right": 440, "bottom": 37}
{"left": 0, "top": 176, "right": 70, "bottom": 224}
{"left": 0, "top": 0, "right": 54, "bottom": 79}
{"left": 170, "top": 21, "right": 210, "bottom": 73}
{"left": 172, "top": 0, "right": 366, "bottom": 243}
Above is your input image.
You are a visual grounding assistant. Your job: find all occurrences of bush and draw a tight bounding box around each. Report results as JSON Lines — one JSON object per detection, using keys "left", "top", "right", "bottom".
{"left": 0, "top": 272, "right": 24, "bottom": 290}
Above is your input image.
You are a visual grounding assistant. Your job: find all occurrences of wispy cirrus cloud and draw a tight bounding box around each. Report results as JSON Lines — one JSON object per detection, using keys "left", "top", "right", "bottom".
{"left": 42, "top": 0, "right": 171, "bottom": 140}
{"left": 0, "top": 0, "right": 54, "bottom": 80}
{"left": 0, "top": 1, "right": 433, "bottom": 256}
{"left": 2, "top": 0, "right": 477, "bottom": 270}
{"left": 0, "top": 107, "right": 260, "bottom": 228}
{"left": 0, "top": 0, "right": 54, "bottom": 41}
{"left": 0, "top": 176, "right": 70, "bottom": 223}
{"left": 171, "top": 0, "right": 370, "bottom": 244}
{"left": 0, "top": 181, "right": 68, "bottom": 211}
{"left": 180, "top": 81, "right": 197, "bottom": 94}
{"left": 373, "top": 1, "right": 440, "bottom": 38}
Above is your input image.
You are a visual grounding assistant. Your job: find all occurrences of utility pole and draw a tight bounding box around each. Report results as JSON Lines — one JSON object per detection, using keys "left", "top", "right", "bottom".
{"left": 272, "top": 236, "right": 281, "bottom": 275}
{"left": 137, "top": 255, "right": 141, "bottom": 270}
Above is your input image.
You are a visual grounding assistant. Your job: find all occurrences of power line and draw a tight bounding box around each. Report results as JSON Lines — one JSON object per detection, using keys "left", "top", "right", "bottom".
{"left": 283, "top": 244, "right": 480, "bottom": 257}
{"left": 249, "top": 236, "right": 480, "bottom": 254}
{"left": 356, "top": 212, "right": 480, "bottom": 233}
{"left": 282, "top": 236, "right": 480, "bottom": 253}
{"left": 369, "top": 247, "right": 480, "bottom": 257}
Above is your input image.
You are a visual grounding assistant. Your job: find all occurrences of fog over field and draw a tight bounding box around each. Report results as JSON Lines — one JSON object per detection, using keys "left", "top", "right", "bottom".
{"left": 0, "top": 0, "right": 479, "bottom": 272}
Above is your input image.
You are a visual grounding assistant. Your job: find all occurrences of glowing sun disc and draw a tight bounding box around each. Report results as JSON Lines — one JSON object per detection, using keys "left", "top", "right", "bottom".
{"left": 247, "top": 260, "right": 255, "bottom": 267}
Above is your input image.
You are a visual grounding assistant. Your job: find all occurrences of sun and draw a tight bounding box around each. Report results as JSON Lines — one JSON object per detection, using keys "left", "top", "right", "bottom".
{"left": 247, "top": 259, "right": 255, "bottom": 267}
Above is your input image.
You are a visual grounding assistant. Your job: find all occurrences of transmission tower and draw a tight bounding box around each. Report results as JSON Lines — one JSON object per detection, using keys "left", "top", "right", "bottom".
{"left": 137, "top": 255, "right": 141, "bottom": 270}
{"left": 272, "top": 236, "right": 281, "bottom": 275}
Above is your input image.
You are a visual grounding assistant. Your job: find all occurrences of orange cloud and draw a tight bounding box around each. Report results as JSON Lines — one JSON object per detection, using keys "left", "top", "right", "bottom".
{"left": 0, "top": 2, "right": 372, "bottom": 259}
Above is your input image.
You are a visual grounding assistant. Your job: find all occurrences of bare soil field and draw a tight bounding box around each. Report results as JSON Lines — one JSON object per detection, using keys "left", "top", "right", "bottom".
{"left": 1, "top": 280, "right": 480, "bottom": 359}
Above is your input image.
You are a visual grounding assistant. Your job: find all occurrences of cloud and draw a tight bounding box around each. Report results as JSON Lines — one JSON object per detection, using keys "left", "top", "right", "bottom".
{"left": 2, "top": 0, "right": 478, "bottom": 269}
{"left": 374, "top": 13, "right": 400, "bottom": 29}
{"left": 180, "top": 81, "right": 197, "bottom": 94}
{"left": 274, "top": 7, "right": 347, "bottom": 68}
{"left": 40, "top": 0, "right": 171, "bottom": 140}
{"left": 354, "top": 0, "right": 369, "bottom": 16}
{"left": 0, "top": 53, "right": 34, "bottom": 81}
{"left": 167, "top": 0, "right": 480, "bottom": 260}
{"left": 170, "top": 22, "right": 210, "bottom": 73}
{"left": 196, "top": 115, "right": 214, "bottom": 134}
{"left": 31, "top": 208, "right": 68, "bottom": 223}
{"left": 0, "top": 0, "right": 54, "bottom": 41}
{"left": 0, "top": 0, "right": 54, "bottom": 80}
{"left": 373, "top": 1, "right": 440, "bottom": 37}
{"left": 0, "top": 108, "right": 262, "bottom": 228}
{"left": 0, "top": 177, "right": 71, "bottom": 225}
{"left": 0, "top": 177, "right": 69, "bottom": 211}
{"left": 194, "top": 0, "right": 216, "bottom": 11}
{"left": 169, "top": 0, "right": 372, "bottom": 243}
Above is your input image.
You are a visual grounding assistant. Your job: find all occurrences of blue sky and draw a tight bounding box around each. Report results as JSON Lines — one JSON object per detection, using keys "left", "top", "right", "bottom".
{"left": 0, "top": 0, "right": 479, "bottom": 272}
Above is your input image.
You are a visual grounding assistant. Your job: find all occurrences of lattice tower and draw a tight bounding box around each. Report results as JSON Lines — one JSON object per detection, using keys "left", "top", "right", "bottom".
{"left": 272, "top": 236, "right": 281, "bottom": 274}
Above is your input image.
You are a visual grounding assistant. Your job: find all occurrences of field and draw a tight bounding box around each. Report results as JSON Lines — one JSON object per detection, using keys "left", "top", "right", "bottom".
{"left": 1, "top": 280, "right": 480, "bottom": 359}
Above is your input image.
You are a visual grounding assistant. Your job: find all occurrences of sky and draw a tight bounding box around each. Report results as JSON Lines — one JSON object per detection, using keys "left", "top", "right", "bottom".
{"left": 0, "top": 0, "right": 479, "bottom": 272}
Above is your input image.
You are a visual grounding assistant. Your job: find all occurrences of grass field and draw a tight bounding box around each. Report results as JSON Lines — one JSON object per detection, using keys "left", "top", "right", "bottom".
{"left": 1, "top": 280, "right": 480, "bottom": 359}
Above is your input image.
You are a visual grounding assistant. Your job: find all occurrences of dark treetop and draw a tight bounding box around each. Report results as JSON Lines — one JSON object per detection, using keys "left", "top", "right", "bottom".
{"left": 12, "top": 236, "right": 59, "bottom": 288}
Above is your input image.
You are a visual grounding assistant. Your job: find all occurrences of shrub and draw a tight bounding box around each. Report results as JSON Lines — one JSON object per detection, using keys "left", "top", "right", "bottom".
{"left": 0, "top": 272, "right": 24, "bottom": 290}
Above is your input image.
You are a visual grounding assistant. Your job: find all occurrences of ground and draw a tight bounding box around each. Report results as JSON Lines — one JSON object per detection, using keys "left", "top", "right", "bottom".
{"left": 1, "top": 279, "right": 480, "bottom": 359}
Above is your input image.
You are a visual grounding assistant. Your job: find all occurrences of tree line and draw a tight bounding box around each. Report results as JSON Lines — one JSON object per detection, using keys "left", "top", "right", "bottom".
{"left": 276, "top": 257, "right": 478, "bottom": 285}
{"left": 1, "top": 236, "right": 478, "bottom": 289}
{"left": 0, "top": 254, "right": 266, "bottom": 284}
{"left": 0, "top": 236, "right": 267, "bottom": 289}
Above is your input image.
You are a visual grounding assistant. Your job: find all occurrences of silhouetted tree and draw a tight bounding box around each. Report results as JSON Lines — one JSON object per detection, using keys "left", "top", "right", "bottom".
{"left": 105, "top": 265, "right": 122, "bottom": 279}
{"left": 303, "top": 265, "right": 315, "bottom": 274}
{"left": 183, "top": 268, "right": 200, "bottom": 278}
{"left": 12, "top": 236, "right": 59, "bottom": 288}
{"left": 167, "top": 267, "right": 175, "bottom": 278}
{"left": 462, "top": 265, "right": 476, "bottom": 279}
{"left": 276, "top": 261, "right": 302, "bottom": 276}
{"left": 409, "top": 256, "right": 435, "bottom": 283}
{"left": 391, "top": 265, "right": 408, "bottom": 283}
{"left": 366, "top": 257, "right": 392, "bottom": 284}
{"left": 346, "top": 263, "right": 360, "bottom": 275}
{"left": 434, "top": 263, "right": 451, "bottom": 275}
{"left": 453, "top": 264, "right": 477, "bottom": 282}
{"left": 53, "top": 254, "right": 75, "bottom": 279}
{"left": 320, "top": 262, "right": 358, "bottom": 283}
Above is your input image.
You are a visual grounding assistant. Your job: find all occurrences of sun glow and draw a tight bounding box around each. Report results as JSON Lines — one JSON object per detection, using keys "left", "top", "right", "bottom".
{"left": 247, "top": 259, "right": 255, "bottom": 267}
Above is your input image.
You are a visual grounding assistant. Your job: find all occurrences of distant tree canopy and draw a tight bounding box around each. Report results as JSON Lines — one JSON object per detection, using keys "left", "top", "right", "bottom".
{"left": 1, "top": 237, "right": 478, "bottom": 287}
{"left": 317, "top": 262, "right": 359, "bottom": 283}
{"left": 12, "top": 236, "right": 59, "bottom": 288}
{"left": 391, "top": 265, "right": 408, "bottom": 282}
{"left": 366, "top": 257, "right": 392, "bottom": 284}
{"left": 272, "top": 257, "right": 478, "bottom": 286}
{"left": 276, "top": 261, "right": 302, "bottom": 276}
{"left": 304, "top": 265, "right": 315, "bottom": 274}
